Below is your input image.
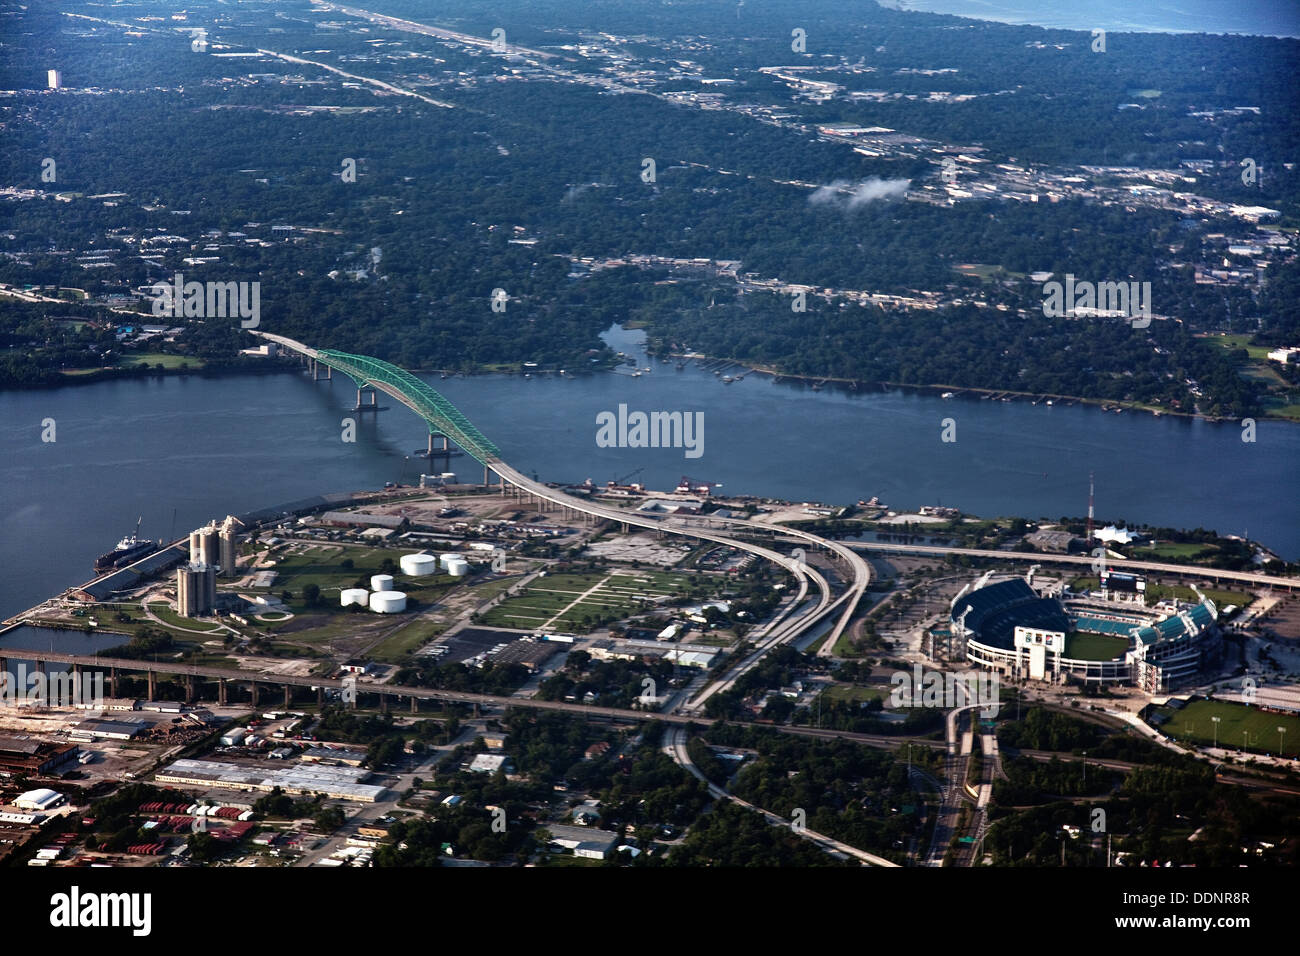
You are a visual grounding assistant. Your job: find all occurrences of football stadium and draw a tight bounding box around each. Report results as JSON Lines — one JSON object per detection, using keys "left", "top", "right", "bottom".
{"left": 951, "top": 572, "right": 1220, "bottom": 694}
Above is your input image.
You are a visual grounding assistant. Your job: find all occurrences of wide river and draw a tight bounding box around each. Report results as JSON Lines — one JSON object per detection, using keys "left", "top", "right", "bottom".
{"left": 0, "top": 326, "right": 1296, "bottom": 620}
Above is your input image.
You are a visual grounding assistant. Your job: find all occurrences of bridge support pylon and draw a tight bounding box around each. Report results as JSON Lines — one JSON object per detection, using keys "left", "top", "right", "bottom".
{"left": 353, "top": 386, "right": 382, "bottom": 414}
{"left": 422, "top": 431, "right": 452, "bottom": 473}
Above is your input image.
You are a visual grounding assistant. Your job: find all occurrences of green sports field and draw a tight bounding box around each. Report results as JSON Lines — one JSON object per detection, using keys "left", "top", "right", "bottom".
{"left": 1155, "top": 699, "right": 1300, "bottom": 757}
{"left": 1064, "top": 632, "right": 1129, "bottom": 661}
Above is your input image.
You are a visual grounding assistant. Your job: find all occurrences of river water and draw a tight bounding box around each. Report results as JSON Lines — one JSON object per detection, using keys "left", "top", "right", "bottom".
{"left": 1, "top": 325, "right": 1296, "bottom": 619}
{"left": 885, "top": 0, "right": 1300, "bottom": 38}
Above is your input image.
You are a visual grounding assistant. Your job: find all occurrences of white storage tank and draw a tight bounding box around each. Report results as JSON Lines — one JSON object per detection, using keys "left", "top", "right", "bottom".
{"left": 438, "top": 553, "right": 461, "bottom": 571}
{"left": 400, "top": 553, "right": 438, "bottom": 577}
{"left": 446, "top": 558, "right": 470, "bottom": 577}
{"left": 370, "top": 574, "right": 395, "bottom": 592}
{"left": 369, "top": 590, "right": 407, "bottom": 613}
{"left": 340, "top": 588, "right": 369, "bottom": 607}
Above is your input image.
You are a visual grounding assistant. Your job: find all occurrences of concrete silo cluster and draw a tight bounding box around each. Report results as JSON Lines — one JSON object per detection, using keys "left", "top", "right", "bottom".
{"left": 177, "top": 515, "right": 244, "bottom": 617}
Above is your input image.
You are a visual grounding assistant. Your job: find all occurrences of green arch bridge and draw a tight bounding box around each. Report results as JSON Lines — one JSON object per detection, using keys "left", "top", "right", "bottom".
{"left": 255, "top": 333, "right": 500, "bottom": 466}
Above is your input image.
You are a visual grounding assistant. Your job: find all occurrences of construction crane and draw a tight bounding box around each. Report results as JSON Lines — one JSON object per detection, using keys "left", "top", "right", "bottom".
{"left": 610, "top": 467, "right": 644, "bottom": 486}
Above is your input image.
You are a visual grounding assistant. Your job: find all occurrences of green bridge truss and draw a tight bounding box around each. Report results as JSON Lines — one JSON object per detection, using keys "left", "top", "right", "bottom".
{"left": 316, "top": 348, "right": 501, "bottom": 466}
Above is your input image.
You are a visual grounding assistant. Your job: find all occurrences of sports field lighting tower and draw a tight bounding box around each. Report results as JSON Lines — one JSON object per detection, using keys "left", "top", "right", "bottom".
{"left": 1086, "top": 472, "right": 1095, "bottom": 543}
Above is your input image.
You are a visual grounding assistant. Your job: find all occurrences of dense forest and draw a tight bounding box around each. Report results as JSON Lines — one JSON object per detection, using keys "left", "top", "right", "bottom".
{"left": 0, "top": 0, "right": 1294, "bottom": 417}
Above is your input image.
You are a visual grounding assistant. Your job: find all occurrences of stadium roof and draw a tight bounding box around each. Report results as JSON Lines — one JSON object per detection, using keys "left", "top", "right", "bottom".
{"left": 1132, "top": 601, "right": 1216, "bottom": 646}
{"left": 953, "top": 578, "right": 1069, "bottom": 650}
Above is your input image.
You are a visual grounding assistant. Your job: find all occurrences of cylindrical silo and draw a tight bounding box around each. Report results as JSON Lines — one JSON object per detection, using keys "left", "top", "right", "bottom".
{"left": 197, "top": 525, "right": 220, "bottom": 566}
{"left": 400, "top": 553, "right": 438, "bottom": 577}
{"left": 438, "top": 553, "right": 460, "bottom": 571}
{"left": 340, "top": 588, "right": 369, "bottom": 607}
{"left": 369, "top": 590, "right": 407, "bottom": 613}
{"left": 446, "top": 558, "right": 470, "bottom": 577}
{"left": 370, "top": 574, "right": 394, "bottom": 592}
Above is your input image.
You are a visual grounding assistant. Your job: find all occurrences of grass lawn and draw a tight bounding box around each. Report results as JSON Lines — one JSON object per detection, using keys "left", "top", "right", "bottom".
{"left": 1070, "top": 576, "right": 1250, "bottom": 607}
{"left": 147, "top": 601, "right": 224, "bottom": 632}
{"left": 254, "top": 544, "right": 456, "bottom": 610}
{"left": 1064, "top": 632, "right": 1129, "bottom": 661}
{"left": 1263, "top": 397, "right": 1300, "bottom": 420}
{"left": 368, "top": 621, "right": 447, "bottom": 662}
{"left": 256, "top": 611, "right": 377, "bottom": 644}
{"left": 831, "top": 629, "right": 867, "bottom": 658}
{"left": 1206, "top": 334, "right": 1268, "bottom": 360}
{"left": 122, "top": 352, "right": 205, "bottom": 369}
{"left": 478, "top": 570, "right": 705, "bottom": 633}
{"left": 1129, "top": 541, "right": 1217, "bottom": 560}
{"left": 1156, "top": 699, "right": 1300, "bottom": 757}
{"left": 469, "top": 576, "right": 527, "bottom": 603}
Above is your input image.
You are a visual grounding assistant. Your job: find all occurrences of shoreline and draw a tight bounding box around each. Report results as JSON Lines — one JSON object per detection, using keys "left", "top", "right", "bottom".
{"left": 6, "top": 349, "right": 1294, "bottom": 426}
{"left": 669, "top": 352, "right": 1299, "bottom": 425}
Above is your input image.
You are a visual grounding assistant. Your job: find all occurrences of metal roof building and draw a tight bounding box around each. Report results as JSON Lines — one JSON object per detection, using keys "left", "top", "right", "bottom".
{"left": 156, "top": 757, "right": 388, "bottom": 802}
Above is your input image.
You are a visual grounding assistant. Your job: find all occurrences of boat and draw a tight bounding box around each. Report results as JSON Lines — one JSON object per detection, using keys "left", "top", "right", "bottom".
{"left": 722, "top": 375, "right": 734, "bottom": 383}
{"left": 94, "top": 517, "right": 158, "bottom": 574}
{"left": 941, "top": 392, "right": 955, "bottom": 399}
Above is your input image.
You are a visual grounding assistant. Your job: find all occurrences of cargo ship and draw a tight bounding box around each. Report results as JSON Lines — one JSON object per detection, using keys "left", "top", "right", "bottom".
{"left": 94, "top": 517, "right": 159, "bottom": 574}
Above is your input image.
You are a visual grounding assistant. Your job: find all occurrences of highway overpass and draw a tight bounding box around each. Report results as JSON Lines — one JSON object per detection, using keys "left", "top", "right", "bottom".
{"left": 842, "top": 541, "right": 1297, "bottom": 591}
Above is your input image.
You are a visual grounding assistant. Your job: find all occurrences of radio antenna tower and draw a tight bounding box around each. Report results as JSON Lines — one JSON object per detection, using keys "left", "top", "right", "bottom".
{"left": 1086, "top": 472, "right": 1095, "bottom": 542}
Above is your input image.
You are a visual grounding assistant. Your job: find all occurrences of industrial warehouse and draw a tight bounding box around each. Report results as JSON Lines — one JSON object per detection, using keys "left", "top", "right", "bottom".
{"left": 952, "top": 573, "right": 1222, "bottom": 693}
{"left": 156, "top": 757, "right": 389, "bottom": 803}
